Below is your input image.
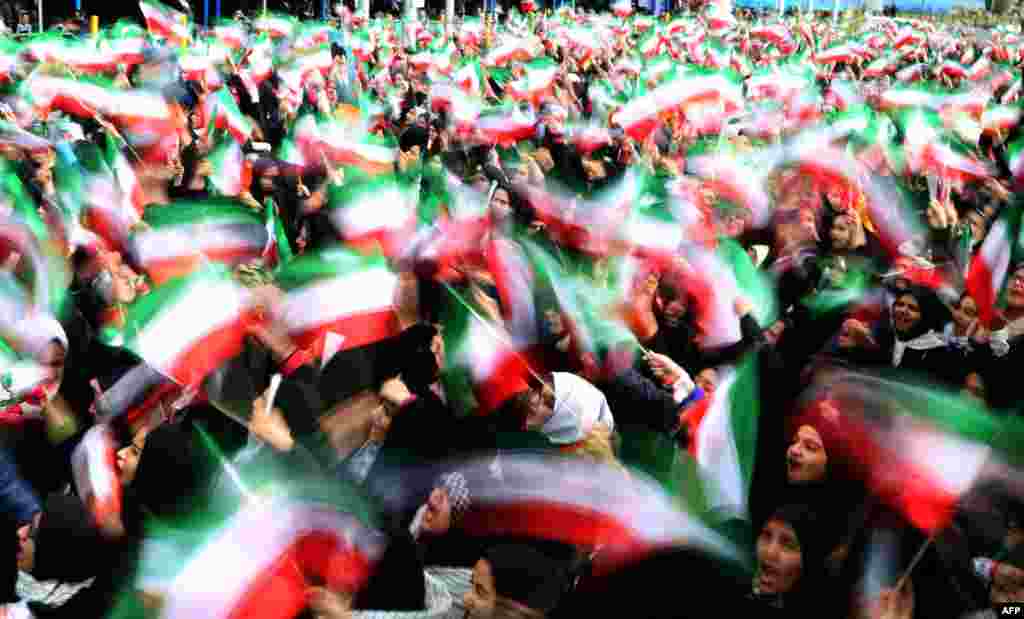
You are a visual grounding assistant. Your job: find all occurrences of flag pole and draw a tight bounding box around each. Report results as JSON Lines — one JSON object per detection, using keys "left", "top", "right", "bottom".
{"left": 441, "top": 281, "right": 547, "bottom": 386}
{"left": 895, "top": 536, "right": 933, "bottom": 591}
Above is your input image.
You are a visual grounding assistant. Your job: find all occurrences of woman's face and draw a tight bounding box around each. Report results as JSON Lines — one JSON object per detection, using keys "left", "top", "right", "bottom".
{"left": 892, "top": 294, "right": 922, "bottom": 334}
{"left": 420, "top": 487, "right": 452, "bottom": 536}
{"left": 830, "top": 215, "right": 855, "bottom": 250}
{"left": 952, "top": 296, "right": 978, "bottom": 331}
{"left": 464, "top": 559, "right": 498, "bottom": 619}
{"left": 695, "top": 368, "right": 717, "bottom": 395}
{"left": 1007, "top": 269, "right": 1024, "bottom": 310}
{"left": 116, "top": 425, "right": 149, "bottom": 487}
{"left": 787, "top": 425, "right": 828, "bottom": 484}
{"left": 111, "top": 264, "right": 140, "bottom": 304}
{"left": 489, "top": 188, "right": 512, "bottom": 222}
{"left": 756, "top": 519, "right": 803, "bottom": 596}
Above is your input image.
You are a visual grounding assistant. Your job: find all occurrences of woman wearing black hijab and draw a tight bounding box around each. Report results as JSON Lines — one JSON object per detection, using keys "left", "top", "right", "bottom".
{"left": 876, "top": 286, "right": 958, "bottom": 385}
{"left": 739, "top": 503, "right": 835, "bottom": 618}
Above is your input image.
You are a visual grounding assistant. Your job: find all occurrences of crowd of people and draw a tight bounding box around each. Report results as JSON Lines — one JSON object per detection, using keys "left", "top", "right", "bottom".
{"left": 0, "top": 1, "right": 1020, "bottom": 617}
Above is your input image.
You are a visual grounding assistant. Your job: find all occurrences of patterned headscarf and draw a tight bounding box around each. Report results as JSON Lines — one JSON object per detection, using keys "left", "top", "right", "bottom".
{"left": 435, "top": 472, "right": 471, "bottom": 526}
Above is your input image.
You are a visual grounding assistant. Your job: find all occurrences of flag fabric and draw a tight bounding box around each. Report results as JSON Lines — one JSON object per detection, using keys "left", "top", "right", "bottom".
{"left": 139, "top": 0, "right": 191, "bottom": 46}
{"left": 274, "top": 246, "right": 400, "bottom": 358}
{"left": 684, "top": 355, "right": 759, "bottom": 521}
{"left": 326, "top": 175, "right": 417, "bottom": 259}
{"left": 132, "top": 200, "right": 269, "bottom": 285}
{"left": 100, "top": 266, "right": 262, "bottom": 387}
{"left": 161, "top": 500, "right": 384, "bottom": 619}
{"left": 966, "top": 201, "right": 1023, "bottom": 326}
{"left": 71, "top": 424, "right": 123, "bottom": 532}
{"left": 811, "top": 371, "right": 1000, "bottom": 534}
{"left": 456, "top": 452, "right": 747, "bottom": 574}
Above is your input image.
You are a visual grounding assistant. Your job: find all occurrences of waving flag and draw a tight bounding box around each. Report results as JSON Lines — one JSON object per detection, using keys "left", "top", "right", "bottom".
{"left": 274, "top": 246, "right": 400, "bottom": 358}
{"left": 100, "top": 266, "right": 262, "bottom": 387}
{"left": 456, "top": 453, "right": 747, "bottom": 573}
{"left": 162, "top": 500, "right": 384, "bottom": 619}
{"left": 133, "top": 200, "right": 269, "bottom": 285}
{"left": 139, "top": 0, "right": 191, "bottom": 45}
{"left": 71, "top": 425, "right": 123, "bottom": 533}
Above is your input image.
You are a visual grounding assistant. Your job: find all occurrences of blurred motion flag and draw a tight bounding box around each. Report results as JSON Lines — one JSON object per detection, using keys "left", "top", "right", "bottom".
{"left": 454, "top": 452, "right": 748, "bottom": 574}
{"left": 161, "top": 499, "right": 384, "bottom": 619}
{"left": 804, "top": 370, "right": 1005, "bottom": 535}
{"left": 139, "top": 0, "right": 192, "bottom": 46}
{"left": 133, "top": 199, "right": 269, "bottom": 286}
{"left": 685, "top": 355, "right": 759, "bottom": 522}
{"left": 274, "top": 246, "right": 400, "bottom": 361}
{"left": 71, "top": 424, "right": 123, "bottom": 533}
{"left": 99, "top": 266, "right": 262, "bottom": 388}
{"left": 966, "top": 200, "right": 1023, "bottom": 327}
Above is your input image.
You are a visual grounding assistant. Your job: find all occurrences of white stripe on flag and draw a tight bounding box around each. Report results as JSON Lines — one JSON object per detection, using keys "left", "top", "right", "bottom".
{"left": 694, "top": 367, "right": 746, "bottom": 519}
{"left": 280, "top": 269, "right": 398, "bottom": 332}
{"left": 133, "top": 279, "right": 251, "bottom": 374}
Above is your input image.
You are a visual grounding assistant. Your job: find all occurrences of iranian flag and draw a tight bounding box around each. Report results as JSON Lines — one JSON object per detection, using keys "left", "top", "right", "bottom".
{"left": 162, "top": 500, "right": 383, "bottom": 619}
{"left": 132, "top": 201, "right": 269, "bottom": 286}
{"left": 474, "top": 106, "right": 538, "bottom": 148}
{"left": 207, "top": 138, "right": 251, "bottom": 198}
{"left": 326, "top": 176, "right": 417, "bottom": 259}
{"left": 811, "top": 372, "right": 1000, "bottom": 534}
{"left": 253, "top": 14, "right": 297, "bottom": 39}
{"left": 612, "top": 0, "right": 633, "bottom": 18}
{"left": 204, "top": 90, "right": 254, "bottom": 145}
{"left": 139, "top": 0, "right": 191, "bottom": 45}
{"left": 102, "top": 266, "right": 262, "bottom": 387}
{"left": 966, "top": 202, "right": 1022, "bottom": 327}
{"left": 453, "top": 60, "right": 485, "bottom": 97}
{"left": 981, "top": 105, "right": 1021, "bottom": 136}
{"left": 506, "top": 58, "right": 559, "bottom": 104}
{"left": 684, "top": 355, "right": 759, "bottom": 520}
{"left": 456, "top": 453, "right": 746, "bottom": 574}
{"left": 71, "top": 425, "right": 122, "bottom": 533}
{"left": 274, "top": 247, "right": 400, "bottom": 359}
{"left": 213, "top": 21, "right": 247, "bottom": 50}
{"left": 442, "top": 285, "right": 534, "bottom": 416}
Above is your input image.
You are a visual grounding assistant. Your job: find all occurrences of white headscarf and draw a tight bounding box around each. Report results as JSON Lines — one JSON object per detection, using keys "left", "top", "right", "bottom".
{"left": 540, "top": 372, "right": 615, "bottom": 445}
{"left": 14, "top": 313, "right": 68, "bottom": 360}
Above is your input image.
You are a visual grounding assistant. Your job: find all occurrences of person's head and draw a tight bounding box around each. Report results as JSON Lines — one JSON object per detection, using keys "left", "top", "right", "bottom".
{"left": 21, "top": 494, "right": 108, "bottom": 582}
{"left": 489, "top": 185, "right": 513, "bottom": 222}
{"left": 1006, "top": 264, "right": 1024, "bottom": 311}
{"left": 509, "top": 382, "right": 555, "bottom": 432}
{"left": 656, "top": 280, "right": 688, "bottom": 328}
{"left": 116, "top": 424, "right": 150, "bottom": 487}
{"left": 755, "top": 504, "right": 824, "bottom": 598}
{"left": 786, "top": 424, "right": 829, "bottom": 484}
{"left": 395, "top": 323, "right": 443, "bottom": 390}
{"left": 694, "top": 368, "right": 718, "bottom": 395}
{"left": 417, "top": 472, "right": 471, "bottom": 537}
{"left": 464, "top": 544, "right": 571, "bottom": 619}
{"left": 952, "top": 293, "right": 978, "bottom": 332}
{"left": 93, "top": 261, "right": 141, "bottom": 306}
{"left": 891, "top": 291, "right": 923, "bottom": 335}
{"left": 755, "top": 515, "right": 804, "bottom": 596}
{"left": 542, "top": 308, "right": 565, "bottom": 339}
{"left": 829, "top": 212, "right": 862, "bottom": 251}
